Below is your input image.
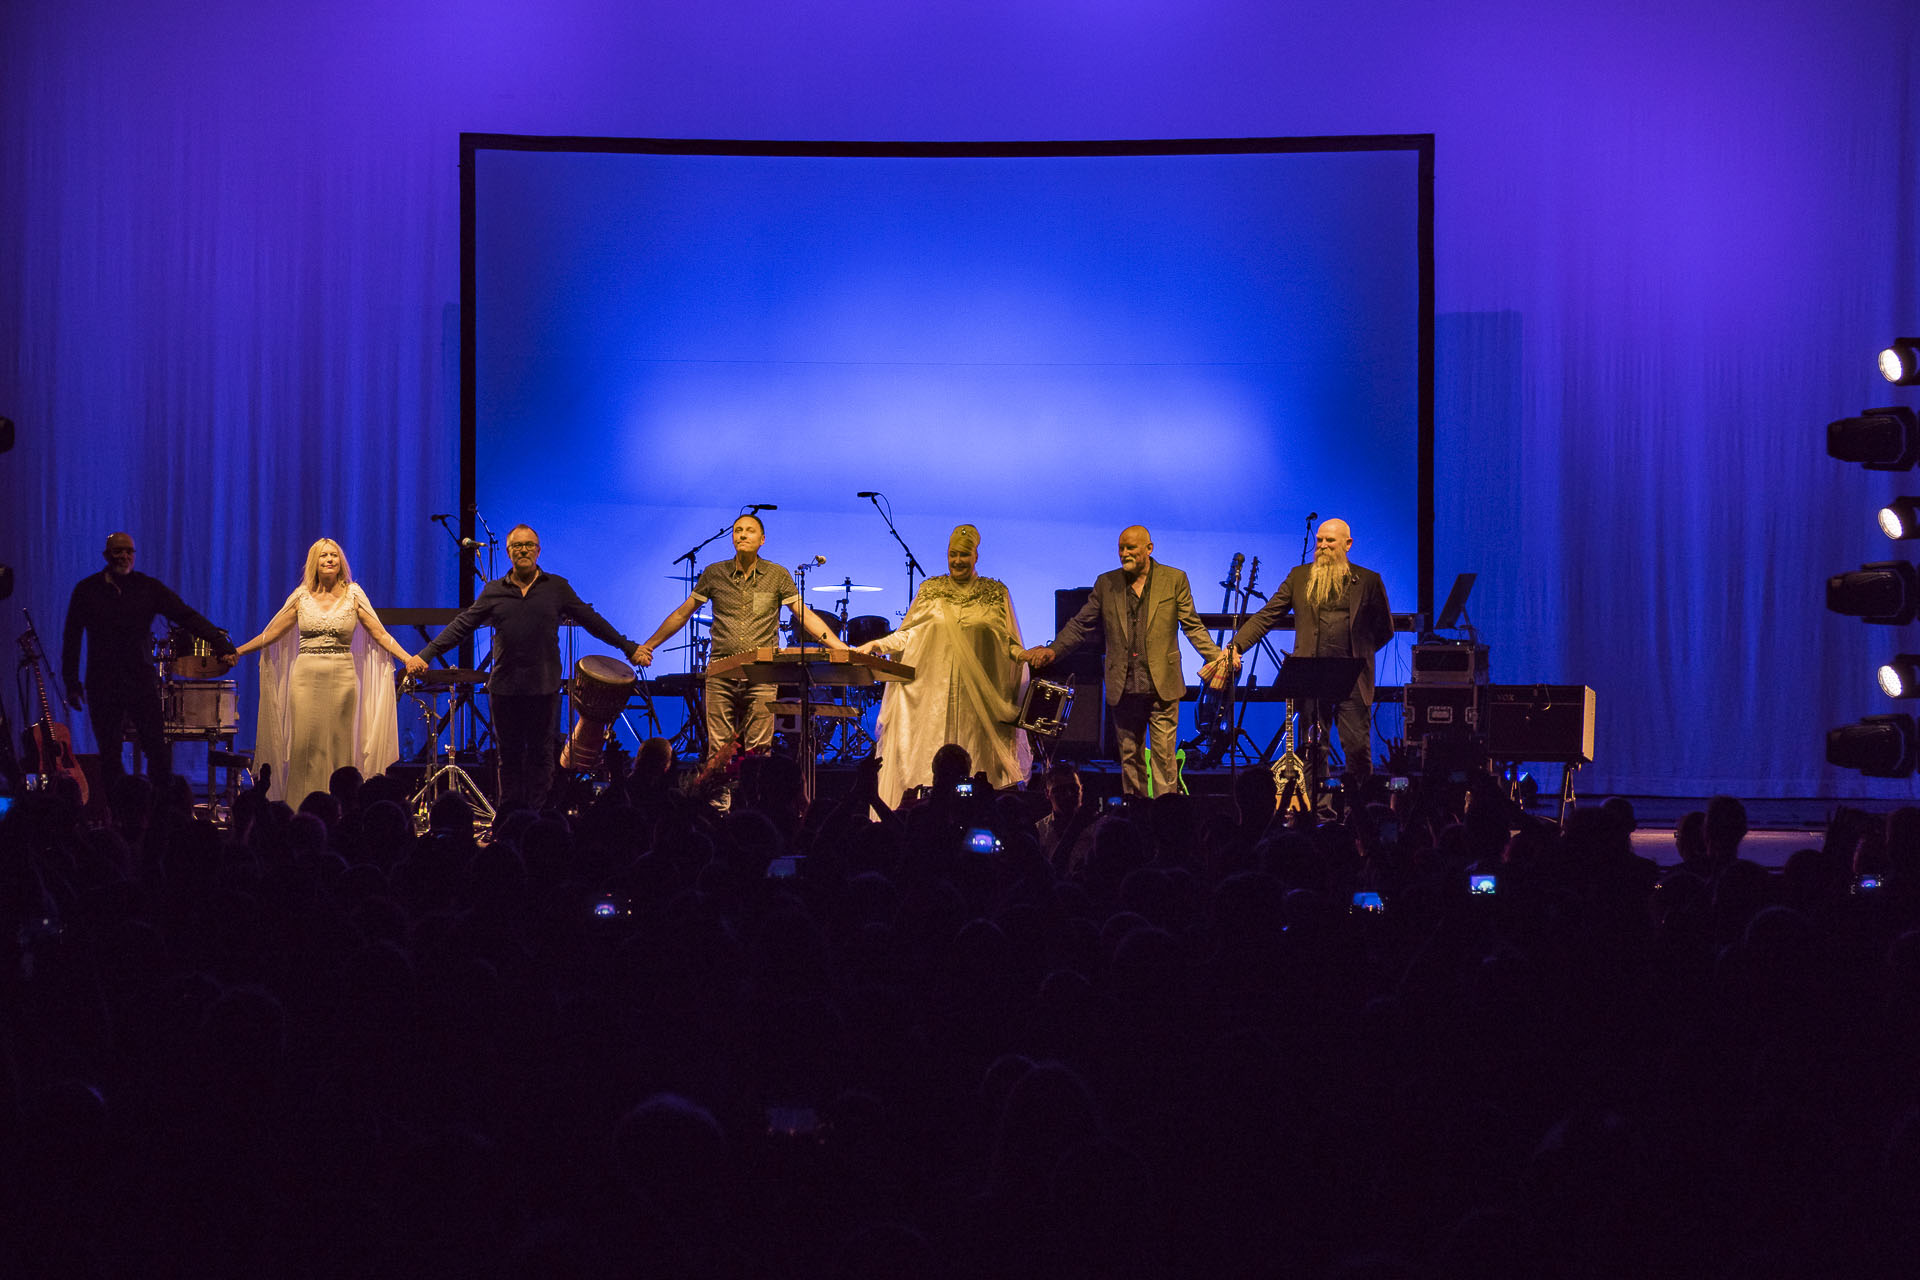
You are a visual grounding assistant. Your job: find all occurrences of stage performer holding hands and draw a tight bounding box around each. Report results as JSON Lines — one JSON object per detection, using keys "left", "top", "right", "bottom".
{"left": 234, "top": 538, "right": 412, "bottom": 805}
{"left": 1200, "top": 516, "right": 1392, "bottom": 780}
{"left": 63, "top": 530, "right": 237, "bottom": 786}
{"left": 1026, "top": 525, "right": 1221, "bottom": 798}
{"left": 407, "top": 524, "right": 644, "bottom": 814}
{"left": 634, "top": 512, "right": 845, "bottom": 762}
{"left": 855, "top": 523, "right": 1030, "bottom": 808}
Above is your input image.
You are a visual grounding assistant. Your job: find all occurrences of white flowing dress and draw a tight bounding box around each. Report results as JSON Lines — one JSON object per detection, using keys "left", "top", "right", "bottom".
{"left": 255, "top": 585, "right": 398, "bottom": 804}
{"left": 867, "top": 574, "right": 1031, "bottom": 808}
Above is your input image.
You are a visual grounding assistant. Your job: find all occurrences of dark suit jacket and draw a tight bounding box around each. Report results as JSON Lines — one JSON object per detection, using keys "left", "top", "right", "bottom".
{"left": 1049, "top": 561, "right": 1222, "bottom": 706}
{"left": 1230, "top": 562, "right": 1393, "bottom": 704}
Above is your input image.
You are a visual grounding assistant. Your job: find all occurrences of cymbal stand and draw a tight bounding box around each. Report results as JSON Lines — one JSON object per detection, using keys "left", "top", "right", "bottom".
{"left": 408, "top": 687, "right": 496, "bottom": 834}
{"left": 791, "top": 558, "right": 821, "bottom": 800}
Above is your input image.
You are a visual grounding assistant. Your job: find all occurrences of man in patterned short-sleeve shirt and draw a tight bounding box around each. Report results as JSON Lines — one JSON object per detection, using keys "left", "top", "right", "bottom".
{"left": 636, "top": 513, "right": 846, "bottom": 760}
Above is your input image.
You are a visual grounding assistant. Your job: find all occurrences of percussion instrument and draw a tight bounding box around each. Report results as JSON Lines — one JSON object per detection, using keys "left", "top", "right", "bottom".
{"left": 704, "top": 647, "right": 914, "bottom": 685}
{"left": 1015, "top": 679, "right": 1074, "bottom": 737}
{"left": 561, "top": 654, "right": 637, "bottom": 771}
{"left": 843, "top": 615, "right": 892, "bottom": 647}
{"left": 165, "top": 679, "right": 240, "bottom": 733}
{"left": 406, "top": 667, "right": 489, "bottom": 686}
{"left": 809, "top": 578, "right": 882, "bottom": 593}
{"left": 162, "top": 631, "right": 227, "bottom": 679}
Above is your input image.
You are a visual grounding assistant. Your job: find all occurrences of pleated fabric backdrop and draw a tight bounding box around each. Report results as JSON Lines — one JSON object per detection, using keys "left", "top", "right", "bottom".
{"left": 3, "top": 0, "right": 1917, "bottom": 796}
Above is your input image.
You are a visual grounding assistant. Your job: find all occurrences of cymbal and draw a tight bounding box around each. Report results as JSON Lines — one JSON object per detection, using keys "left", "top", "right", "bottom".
{"left": 810, "top": 582, "right": 882, "bottom": 593}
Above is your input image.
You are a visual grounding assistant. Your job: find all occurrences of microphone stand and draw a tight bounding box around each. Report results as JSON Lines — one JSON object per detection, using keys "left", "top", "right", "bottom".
{"left": 431, "top": 514, "right": 489, "bottom": 589}
{"left": 472, "top": 508, "right": 500, "bottom": 584}
{"left": 862, "top": 493, "right": 926, "bottom": 616}
{"left": 673, "top": 523, "right": 735, "bottom": 676}
{"left": 443, "top": 510, "right": 499, "bottom": 759}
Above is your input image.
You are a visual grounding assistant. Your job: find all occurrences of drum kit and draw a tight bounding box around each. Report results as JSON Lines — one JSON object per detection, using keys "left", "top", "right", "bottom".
{"left": 151, "top": 629, "right": 243, "bottom": 817}
{"left": 154, "top": 631, "right": 239, "bottom": 737}
{"left": 793, "top": 578, "right": 889, "bottom": 760}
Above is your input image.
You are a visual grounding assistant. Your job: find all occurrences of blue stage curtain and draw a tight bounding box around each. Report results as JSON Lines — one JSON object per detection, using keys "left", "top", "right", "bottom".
{"left": 3, "top": 0, "right": 1917, "bottom": 796}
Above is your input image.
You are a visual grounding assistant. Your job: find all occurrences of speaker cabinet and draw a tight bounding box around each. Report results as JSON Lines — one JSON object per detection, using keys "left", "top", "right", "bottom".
{"left": 1053, "top": 681, "right": 1108, "bottom": 757}
{"left": 1485, "top": 685, "right": 1595, "bottom": 763}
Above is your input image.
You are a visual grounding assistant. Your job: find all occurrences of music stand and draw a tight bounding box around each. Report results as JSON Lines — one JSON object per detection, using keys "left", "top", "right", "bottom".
{"left": 1263, "top": 657, "right": 1365, "bottom": 811}
{"left": 1422, "top": 572, "right": 1478, "bottom": 641}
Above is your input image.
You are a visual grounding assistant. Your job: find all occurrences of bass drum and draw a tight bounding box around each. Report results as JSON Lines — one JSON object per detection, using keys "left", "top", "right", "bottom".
{"left": 843, "top": 615, "right": 892, "bottom": 648}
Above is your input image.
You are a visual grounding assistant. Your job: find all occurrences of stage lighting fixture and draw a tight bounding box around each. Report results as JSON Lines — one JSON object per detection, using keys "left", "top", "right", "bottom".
{"left": 1880, "top": 498, "right": 1920, "bottom": 540}
{"left": 1828, "top": 406, "right": 1920, "bottom": 471}
{"left": 1881, "top": 338, "right": 1920, "bottom": 387}
{"left": 1828, "top": 560, "right": 1920, "bottom": 624}
{"left": 1878, "top": 655, "right": 1920, "bottom": 698}
{"left": 0, "top": 416, "right": 12, "bottom": 453}
{"left": 1827, "top": 713, "right": 1918, "bottom": 778}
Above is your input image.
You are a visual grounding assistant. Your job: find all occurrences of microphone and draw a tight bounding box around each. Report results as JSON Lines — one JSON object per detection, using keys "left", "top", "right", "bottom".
{"left": 747, "top": 503, "right": 779, "bottom": 512}
{"left": 797, "top": 554, "right": 826, "bottom": 571}
{"left": 1305, "top": 511, "right": 1318, "bottom": 523}
{"left": 857, "top": 491, "right": 880, "bottom": 499}
{"left": 458, "top": 537, "right": 483, "bottom": 550}
{"left": 431, "top": 513, "right": 454, "bottom": 523}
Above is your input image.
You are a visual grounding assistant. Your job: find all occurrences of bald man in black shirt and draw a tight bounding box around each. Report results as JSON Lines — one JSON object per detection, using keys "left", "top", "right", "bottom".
{"left": 63, "top": 531, "right": 235, "bottom": 785}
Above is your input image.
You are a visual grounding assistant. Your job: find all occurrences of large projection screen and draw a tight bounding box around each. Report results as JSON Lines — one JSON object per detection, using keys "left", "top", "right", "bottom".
{"left": 464, "top": 136, "right": 1433, "bottom": 739}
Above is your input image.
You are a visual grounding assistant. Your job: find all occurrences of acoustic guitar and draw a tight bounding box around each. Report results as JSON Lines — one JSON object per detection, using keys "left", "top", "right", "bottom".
{"left": 18, "top": 628, "right": 89, "bottom": 803}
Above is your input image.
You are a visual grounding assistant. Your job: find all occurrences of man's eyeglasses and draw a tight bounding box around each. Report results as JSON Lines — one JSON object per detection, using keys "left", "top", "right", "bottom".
{"left": 508, "top": 542, "right": 539, "bottom": 552}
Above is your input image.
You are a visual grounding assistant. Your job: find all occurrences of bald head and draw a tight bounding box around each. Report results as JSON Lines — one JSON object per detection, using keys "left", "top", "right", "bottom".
{"left": 1118, "top": 526, "right": 1153, "bottom": 579}
{"left": 1315, "top": 519, "right": 1353, "bottom": 560}
{"left": 103, "top": 532, "right": 136, "bottom": 576}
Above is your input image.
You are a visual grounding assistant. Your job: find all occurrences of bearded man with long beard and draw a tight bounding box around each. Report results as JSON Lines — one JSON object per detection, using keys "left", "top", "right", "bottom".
{"left": 1202, "top": 517, "right": 1393, "bottom": 785}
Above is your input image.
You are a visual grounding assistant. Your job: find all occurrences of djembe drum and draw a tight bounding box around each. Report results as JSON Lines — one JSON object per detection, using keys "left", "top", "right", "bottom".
{"left": 560, "top": 655, "right": 637, "bottom": 771}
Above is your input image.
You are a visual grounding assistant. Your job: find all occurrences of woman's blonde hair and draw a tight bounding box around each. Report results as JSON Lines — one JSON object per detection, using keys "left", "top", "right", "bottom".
{"left": 301, "top": 538, "right": 355, "bottom": 593}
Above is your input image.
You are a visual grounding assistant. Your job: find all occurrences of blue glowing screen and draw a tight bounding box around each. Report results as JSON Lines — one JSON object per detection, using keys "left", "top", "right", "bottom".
{"left": 475, "top": 145, "right": 1420, "bottom": 671}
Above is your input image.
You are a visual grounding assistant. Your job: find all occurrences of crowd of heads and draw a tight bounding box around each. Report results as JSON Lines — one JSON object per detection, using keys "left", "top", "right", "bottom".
{"left": 7, "top": 753, "right": 1920, "bottom": 1278}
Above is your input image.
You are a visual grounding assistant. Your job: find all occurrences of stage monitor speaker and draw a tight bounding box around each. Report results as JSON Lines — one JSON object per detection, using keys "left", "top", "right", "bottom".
{"left": 1052, "top": 680, "right": 1108, "bottom": 757}
{"left": 1485, "top": 685, "right": 1595, "bottom": 763}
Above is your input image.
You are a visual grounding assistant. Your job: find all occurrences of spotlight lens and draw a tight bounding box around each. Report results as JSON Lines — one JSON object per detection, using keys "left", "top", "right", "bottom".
{"left": 1880, "top": 664, "right": 1908, "bottom": 698}
{"left": 1882, "top": 347, "right": 1907, "bottom": 383}
{"left": 1881, "top": 507, "right": 1906, "bottom": 539}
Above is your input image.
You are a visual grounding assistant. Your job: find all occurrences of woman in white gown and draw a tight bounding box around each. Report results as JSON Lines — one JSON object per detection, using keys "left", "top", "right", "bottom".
{"left": 234, "top": 539, "right": 413, "bottom": 804}
{"left": 856, "top": 524, "right": 1032, "bottom": 807}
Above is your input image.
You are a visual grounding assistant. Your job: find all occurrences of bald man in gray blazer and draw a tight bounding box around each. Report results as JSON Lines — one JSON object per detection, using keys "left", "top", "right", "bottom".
{"left": 1027, "top": 526, "right": 1222, "bottom": 797}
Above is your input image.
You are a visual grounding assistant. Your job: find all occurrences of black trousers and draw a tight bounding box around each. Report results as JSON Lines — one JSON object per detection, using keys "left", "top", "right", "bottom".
{"left": 87, "top": 674, "right": 170, "bottom": 785}
{"left": 1300, "top": 695, "right": 1373, "bottom": 778}
{"left": 490, "top": 690, "right": 560, "bottom": 815}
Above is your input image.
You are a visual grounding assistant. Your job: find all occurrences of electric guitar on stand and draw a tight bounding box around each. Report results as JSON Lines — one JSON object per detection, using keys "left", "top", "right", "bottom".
{"left": 18, "top": 618, "right": 88, "bottom": 803}
{"left": 1270, "top": 698, "right": 1310, "bottom": 814}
